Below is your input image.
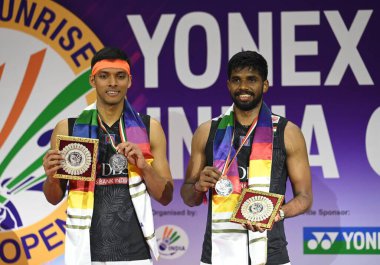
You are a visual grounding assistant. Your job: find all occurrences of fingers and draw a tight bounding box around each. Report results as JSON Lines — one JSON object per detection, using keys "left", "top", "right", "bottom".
{"left": 243, "top": 221, "right": 266, "bottom": 233}
{"left": 116, "top": 142, "right": 147, "bottom": 168}
{"left": 200, "top": 166, "right": 221, "bottom": 182}
{"left": 43, "top": 150, "right": 64, "bottom": 178}
{"left": 116, "top": 142, "right": 142, "bottom": 157}
{"left": 197, "top": 166, "right": 222, "bottom": 191}
{"left": 274, "top": 213, "right": 281, "bottom": 222}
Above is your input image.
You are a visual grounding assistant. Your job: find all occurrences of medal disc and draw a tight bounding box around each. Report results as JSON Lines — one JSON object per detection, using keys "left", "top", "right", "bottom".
{"left": 215, "top": 178, "right": 233, "bottom": 196}
{"left": 109, "top": 153, "right": 128, "bottom": 172}
{"left": 241, "top": 195, "right": 274, "bottom": 222}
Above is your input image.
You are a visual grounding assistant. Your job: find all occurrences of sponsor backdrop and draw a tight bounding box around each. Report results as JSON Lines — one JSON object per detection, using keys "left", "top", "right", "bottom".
{"left": 0, "top": 0, "right": 379, "bottom": 264}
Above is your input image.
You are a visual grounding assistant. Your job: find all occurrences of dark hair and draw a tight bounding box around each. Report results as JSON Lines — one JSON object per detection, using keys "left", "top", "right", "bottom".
{"left": 91, "top": 47, "right": 131, "bottom": 69}
{"left": 227, "top": 51, "right": 268, "bottom": 81}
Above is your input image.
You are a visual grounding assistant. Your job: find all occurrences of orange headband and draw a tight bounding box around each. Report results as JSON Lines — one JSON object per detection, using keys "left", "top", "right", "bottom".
{"left": 91, "top": 59, "right": 131, "bottom": 76}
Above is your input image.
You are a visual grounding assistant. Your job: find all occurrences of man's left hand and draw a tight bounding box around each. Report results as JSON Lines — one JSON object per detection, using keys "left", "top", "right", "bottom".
{"left": 244, "top": 221, "right": 266, "bottom": 233}
{"left": 116, "top": 142, "right": 148, "bottom": 169}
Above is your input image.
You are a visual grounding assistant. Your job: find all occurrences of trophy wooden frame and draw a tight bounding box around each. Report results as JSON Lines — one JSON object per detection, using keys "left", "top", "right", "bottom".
{"left": 55, "top": 135, "right": 98, "bottom": 181}
{"left": 230, "top": 189, "right": 284, "bottom": 229}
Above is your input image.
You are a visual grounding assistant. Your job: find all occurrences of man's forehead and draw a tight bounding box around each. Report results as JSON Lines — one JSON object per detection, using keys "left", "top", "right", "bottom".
{"left": 231, "top": 67, "right": 259, "bottom": 75}
{"left": 97, "top": 68, "right": 127, "bottom": 74}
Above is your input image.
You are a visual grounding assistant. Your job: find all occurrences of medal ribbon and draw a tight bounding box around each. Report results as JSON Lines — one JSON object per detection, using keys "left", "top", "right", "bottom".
{"left": 221, "top": 117, "right": 258, "bottom": 177}
{"left": 97, "top": 114, "right": 127, "bottom": 152}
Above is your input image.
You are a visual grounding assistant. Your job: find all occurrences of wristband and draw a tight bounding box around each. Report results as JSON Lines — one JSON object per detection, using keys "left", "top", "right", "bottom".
{"left": 279, "top": 209, "right": 285, "bottom": 220}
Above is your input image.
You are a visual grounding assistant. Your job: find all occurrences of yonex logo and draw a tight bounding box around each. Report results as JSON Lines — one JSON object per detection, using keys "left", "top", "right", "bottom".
{"left": 307, "top": 232, "right": 338, "bottom": 250}
{"left": 304, "top": 227, "right": 380, "bottom": 254}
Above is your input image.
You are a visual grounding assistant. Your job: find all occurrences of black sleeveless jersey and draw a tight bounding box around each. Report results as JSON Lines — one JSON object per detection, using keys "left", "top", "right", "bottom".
{"left": 68, "top": 114, "right": 151, "bottom": 262}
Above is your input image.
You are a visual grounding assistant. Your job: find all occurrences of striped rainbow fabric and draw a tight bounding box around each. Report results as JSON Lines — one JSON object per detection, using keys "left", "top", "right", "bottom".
{"left": 211, "top": 102, "right": 275, "bottom": 265}
{"left": 64, "top": 99, "right": 158, "bottom": 264}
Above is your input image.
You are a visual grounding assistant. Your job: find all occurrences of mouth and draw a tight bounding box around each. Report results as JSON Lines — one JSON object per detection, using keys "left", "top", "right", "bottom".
{"left": 106, "top": 90, "right": 120, "bottom": 96}
{"left": 235, "top": 91, "right": 254, "bottom": 102}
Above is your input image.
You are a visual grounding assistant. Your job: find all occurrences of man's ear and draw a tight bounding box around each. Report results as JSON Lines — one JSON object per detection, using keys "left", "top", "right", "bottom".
{"left": 227, "top": 79, "right": 232, "bottom": 93}
{"left": 127, "top": 75, "right": 132, "bottom": 89}
{"left": 89, "top": 74, "right": 95, "bottom": 87}
{"left": 263, "top": 80, "right": 269, "bottom": 93}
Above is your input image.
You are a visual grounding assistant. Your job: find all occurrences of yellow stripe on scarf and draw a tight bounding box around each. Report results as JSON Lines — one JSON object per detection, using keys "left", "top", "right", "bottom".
{"left": 68, "top": 191, "right": 94, "bottom": 209}
{"left": 212, "top": 194, "right": 240, "bottom": 213}
{"left": 128, "top": 158, "right": 153, "bottom": 178}
{"left": 249, "top": 160, "right": 272, "bottom": 177}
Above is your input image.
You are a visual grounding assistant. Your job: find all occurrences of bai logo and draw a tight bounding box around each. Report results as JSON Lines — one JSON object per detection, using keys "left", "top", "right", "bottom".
{"left": 304, "top": 227, "right": 380, "bottom": 254}
{"left": 0, "top": 0, "right": 102, "bottom": 264}
{"left": 156, "top": 225, "right": 189, "bottom": 259}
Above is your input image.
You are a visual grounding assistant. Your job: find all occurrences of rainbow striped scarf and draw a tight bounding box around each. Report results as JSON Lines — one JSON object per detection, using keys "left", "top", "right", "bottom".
{"left": 211, "top": 102, "right": 277, "bottom": 265}
{"left": 64, "top": 99, "right": 158, "bottom": 264}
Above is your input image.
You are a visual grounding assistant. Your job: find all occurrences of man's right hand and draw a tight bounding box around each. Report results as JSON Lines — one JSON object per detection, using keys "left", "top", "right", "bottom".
{"left": 43, "top": 150, "right": 64, "bottom": 180}
{"left": 196, "top": 166, "right": 222, "bottom": 193}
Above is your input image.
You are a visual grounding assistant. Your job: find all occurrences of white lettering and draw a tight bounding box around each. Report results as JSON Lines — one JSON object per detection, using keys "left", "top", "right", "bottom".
{"left": 146, "top": 107, "right": 161, "bottom": 122}
{"left": 198, "top": 106, "right": 212, "bottom": 125}
{"left": 301, "top": 105, "right": 339, "bottom": 178}
{"left": 102, "top": 163, "right": 112, "bottom": 176}
{"left": 343, "top": 232, "right": 354, "bottom": 249}
{"left": 175, "top": 12, "right": 221, "bottom": 89}
{"left": 127, "top": 14, "right": 175, "bottom": 88}
{"left": 366, "top": 232, "right": 377, "bottom": 250}
{"left": 127, "top": 11, "right": 373, "bottom": 88}
{"left": 343, "top": 232, "right": 380, "bottom": 250}
{"left": 168, "top": 107, "right": 194, "bottom": 179}
{"left": 281, "top": 11, "right": 320, "bottom": 86}
{"left": 101, "top": 163, "right": 128, "bottom": 176}
{"left": 228, "top": 12, "right": 273, "bottom": 84}
{"left": 324, "top": 10, "right": 373, "bottom": 85}
{"left": 366, "top": 107, "right": 380, "bottom": 176}
{"left": 353, "top": 232, "right": 365, "bottom": 250}
{"left": 238, "top": 166, "right": 247, "bottom": 180}
{"left": 148, "top": 105, "right": 343, "bottom": 181}
{"left": 271, "top": 105, "right": 286, "bottom": 117}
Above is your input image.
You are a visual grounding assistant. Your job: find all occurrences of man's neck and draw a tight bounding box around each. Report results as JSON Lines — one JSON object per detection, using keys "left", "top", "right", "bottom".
{"left": 234, "top": 102, "right": 262, "bottom": 126}
{"left": 97, "top": 101, "right": 124, "bottom": 126}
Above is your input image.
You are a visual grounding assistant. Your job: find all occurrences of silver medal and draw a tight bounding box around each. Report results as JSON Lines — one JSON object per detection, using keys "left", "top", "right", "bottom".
{"left": 215, "top": 178, "right": 233, "bottom": 196}
{"left": 109, "top": 153, "right": 128, "bottom": 172}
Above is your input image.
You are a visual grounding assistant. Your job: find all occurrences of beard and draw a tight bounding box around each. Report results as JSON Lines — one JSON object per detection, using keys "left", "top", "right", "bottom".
{"left": 230, "top": 89, "right": 263, "bottom": 111}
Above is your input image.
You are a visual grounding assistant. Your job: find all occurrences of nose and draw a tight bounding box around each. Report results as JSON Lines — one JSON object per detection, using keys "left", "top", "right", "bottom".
{"left": 239, "top": 80, "right": 249, "bottom": 89}
{"left": 109, "top": 75, "right": 117, "bottom": 86}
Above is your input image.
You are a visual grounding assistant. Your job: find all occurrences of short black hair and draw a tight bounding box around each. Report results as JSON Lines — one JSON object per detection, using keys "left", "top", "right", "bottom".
{"left": 91, "top": 47, "right": 131, "bottom": 69}
{"left": 227, "top": 51, "right": 268, "bottom": 81}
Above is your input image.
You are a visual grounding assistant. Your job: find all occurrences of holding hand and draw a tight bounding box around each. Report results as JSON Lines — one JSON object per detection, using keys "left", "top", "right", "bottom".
{"left": 194, "top": 166, "right": 222, "bottom": 193}
{"left": 243, "top": 209, "right": 283, "bottom": 232}
{"left": 243, "top": 221, "right": 266, "bottom": 233}
{"left": 116, "top": 141, "right": 148, "bottom": 170}
{"left": 43, "top": 150, "right": 64, "bottom": 181}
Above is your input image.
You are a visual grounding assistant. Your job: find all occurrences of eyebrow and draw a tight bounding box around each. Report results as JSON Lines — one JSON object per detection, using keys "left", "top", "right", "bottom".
{"left": 98, "top": 70, "right": 127, "bottom": 74}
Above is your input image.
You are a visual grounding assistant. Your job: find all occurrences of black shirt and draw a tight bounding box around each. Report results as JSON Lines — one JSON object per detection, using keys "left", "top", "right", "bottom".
{"left": 69, "top": 115, "right": 151, "bottom": 262}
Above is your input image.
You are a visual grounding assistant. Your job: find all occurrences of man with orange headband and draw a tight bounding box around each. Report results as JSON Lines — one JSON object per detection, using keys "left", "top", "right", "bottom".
{"left": 42, "top": 47, "right": 173, "bottom": 265}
